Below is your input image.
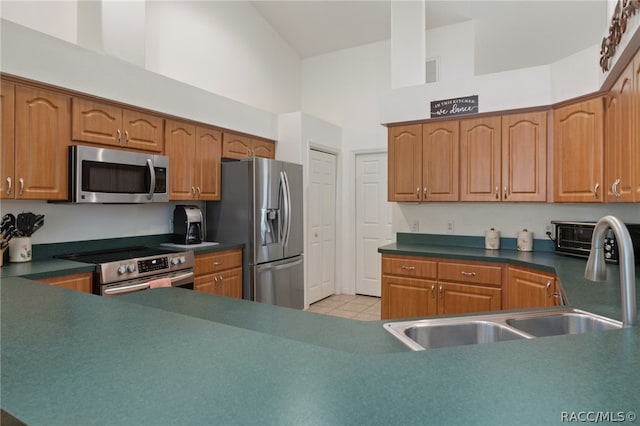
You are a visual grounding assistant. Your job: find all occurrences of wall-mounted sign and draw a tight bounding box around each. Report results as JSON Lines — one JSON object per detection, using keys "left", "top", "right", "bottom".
{"left": 430, "top": 95, "right": 478, "bottom": 118}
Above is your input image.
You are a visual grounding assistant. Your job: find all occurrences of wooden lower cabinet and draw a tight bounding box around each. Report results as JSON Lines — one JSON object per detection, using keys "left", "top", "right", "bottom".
{"left": 381, "top": 276, "right": 437, "bottom": 319}
{"left": 38, "top": 272, "right": 93, "bottom": 293}
{"left": 504, "top": 266, "right": 560, "bottom": 309}
{"left": 437, "top": 282, "right": 501, "bottom": 316}
{"left": 194, "top": 249, "right": 242, "bottom": 298}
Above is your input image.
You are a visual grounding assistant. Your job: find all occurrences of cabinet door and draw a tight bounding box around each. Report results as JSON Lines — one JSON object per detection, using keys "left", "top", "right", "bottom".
{"left": 460, "top": 116, "right": 502, "bottom": 201}
{"left": 194, "top": 274, "right": 215, "bottom": 294}
{"left": 634, "top": 52, "right": 640, "bottom": 201}
{"left": 196, "top": 126, "right": 222, "bottom": 200}
{"left": 222, "top": 133, "right": 252, "bottom": 159}
{"left": 216, "top": 267, "right": 242, "bottom": 298}
{"left": 504, "top": 266, "right": 558, "bottom": 309}
{"left": 252, "top": 139, "right": 275, "bottom": 159}
{"left": 388, "top": 124, "right": 422, "bottom": 201}
{"left": 165, "top": 119, "right": 196, "bottom": 200}
{"left": 39, "top": 272, "right": 93, "bottom": 293}
{"left": 71, "top": 98, "right": 122, "bottom": 147}
{"left": 122, "top": 108, "right": 164, "bottom": 152}
{"left": 501, "top": 111, "right": 547, "bottom": 202}
{"left": 553, "top": 98, "right": 604, "bottom": 202}
{"left": 605, "top": 62, "right": 635, "bottom": 202}
{"left": 422, "top": 121, "right": 459, "bottom": 201}
{"left": 381, "top": 275, "right": 436, "bottom": 320}
{"left": 1, "top": 81, "right": 15, "bottom": 199}
{"left": 437, "top": 282, "right": 501, "bottom": 316}
{"left": 15, "top": 86, "right": 70, "bottom": 200}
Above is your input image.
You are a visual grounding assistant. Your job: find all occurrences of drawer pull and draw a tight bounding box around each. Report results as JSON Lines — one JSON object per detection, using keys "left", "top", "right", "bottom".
{"left": 431, "top": 284, "right": 435, "bottom": 296}
{"left": 401, "top": 266, "right": 415, "bottom": 270}
{"left": 460, "top": 271, "right": 477, "bottom": 277}
{"left": 213, "top": 261, "right": 223, "bottom": 266}
{"left": 545, "top": 281, "right": 552, "bottom": 297}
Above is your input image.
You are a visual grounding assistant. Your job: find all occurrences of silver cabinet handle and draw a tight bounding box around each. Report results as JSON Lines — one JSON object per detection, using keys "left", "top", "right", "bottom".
{"left": 503, "top": 186, "right": 508, "bottom": 199}
{"left": 401, "top": 265, "right": 415, "bottom": 270}
{"left": 125, "top": 130, "right": 129, "bottom": 145}
{"left": 196, "top": 186, "right": 202, "bottom": 197}
{"left": 439, "top": 285, "right": 443, "bottom": 295}
{"left": 416, "top": 187, "right": 420, "bottom": 199}
{"left": 213, "top": 261, "right": 223, "bottom": 266}
{"left": 594, "top": 183, "right": 600, "bottom": 199}
{"left": 612, "top": 178, "right": 621, "bottom": 198}
{"left": 116, "top": 129, "right": 121, "bottom": 144}
{"left": 423, "top": 187, "right": 427, "bottom": 198}
{"left": 461, "top": 271, "right": 477, "bottom": 277}
{"left": 18, "top": 178, "right": 24, "bottom": 196}
{"left": 495, "top": 186, "right": 499, "bottom": 199}
{"left": 191, "top": 186, "right": 196, "bottom": 196}
{"left": 431, "top": 284, "right": 435, "bottom": 296}
{"left": 545, "top": 281, "right": 552, "bottom": 297}
{"left": 5, "top": 177, "right": 11, "bottom": 195}
{"left": 214, "top": 276, "right": 218, "bottom": 283}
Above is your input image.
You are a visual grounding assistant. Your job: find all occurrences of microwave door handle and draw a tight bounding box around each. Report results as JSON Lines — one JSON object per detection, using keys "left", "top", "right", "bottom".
{"left": 146, "top": 159, "right": 156, "bottom": 201}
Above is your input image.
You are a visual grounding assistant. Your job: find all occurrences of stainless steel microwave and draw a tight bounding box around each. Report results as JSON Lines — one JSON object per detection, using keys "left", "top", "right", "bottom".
{"left": 69, "top": 145, "right": 169, "bottom": 203}
{"left": 551, "top": 220, "right": 640, "bottom": 264}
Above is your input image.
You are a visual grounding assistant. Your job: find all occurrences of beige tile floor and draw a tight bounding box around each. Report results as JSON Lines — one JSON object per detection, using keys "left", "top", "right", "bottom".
{"left": 308, "top": 294, "right": 381, "bottom": 321}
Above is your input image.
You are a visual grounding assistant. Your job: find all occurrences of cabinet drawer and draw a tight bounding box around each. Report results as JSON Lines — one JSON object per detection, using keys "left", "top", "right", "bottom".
{"left": 195, "top": 249, "right": 242, "bottom": 275}
{"left": 381, "top": 254, "right": 437, "bottom": 279}
{"left": 438, "top": 261, "right": 502, "bottom": 286}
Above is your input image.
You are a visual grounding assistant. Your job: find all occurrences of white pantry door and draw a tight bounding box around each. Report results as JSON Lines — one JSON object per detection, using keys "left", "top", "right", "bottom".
{"left": 355, "top": 152, "right": 392, "bottom": 297}
{"left": 307, "top": 149, "right": 337, "bottom": 304}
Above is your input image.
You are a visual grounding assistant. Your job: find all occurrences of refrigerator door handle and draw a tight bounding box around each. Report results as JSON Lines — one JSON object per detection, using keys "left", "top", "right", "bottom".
{"left": 282, "top": 170, "right": 292, "bottom": 248}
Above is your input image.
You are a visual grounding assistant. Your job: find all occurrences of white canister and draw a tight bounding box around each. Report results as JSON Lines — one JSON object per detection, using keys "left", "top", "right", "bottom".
{"left": 9, "top": 237, "right": 32, "bottom": 262}
{"left": 517, "top": 229, "right": 533, "bottom": 252}
{"left": 485, "top": 228, "right": 500, "bottom": 250}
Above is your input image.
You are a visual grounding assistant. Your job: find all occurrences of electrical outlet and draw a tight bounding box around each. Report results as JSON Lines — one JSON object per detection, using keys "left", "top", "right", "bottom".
{"left": 544, "top": 224, "right": 552, "bottom": 233}
{"left": 410, "top": 220, "right": 419, "bottom": 233}
{"left": 446, "top": 220, "right": 455, "bottom": 234}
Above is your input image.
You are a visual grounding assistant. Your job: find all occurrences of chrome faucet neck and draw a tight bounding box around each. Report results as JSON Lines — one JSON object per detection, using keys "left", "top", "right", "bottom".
{"left": 584, "top": 215, "right": 637, "bottom": 326}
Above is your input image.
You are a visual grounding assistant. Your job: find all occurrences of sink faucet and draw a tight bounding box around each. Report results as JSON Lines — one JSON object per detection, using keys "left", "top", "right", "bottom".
{"left": 584, "top": 215, "right": 637, "bottom": 327}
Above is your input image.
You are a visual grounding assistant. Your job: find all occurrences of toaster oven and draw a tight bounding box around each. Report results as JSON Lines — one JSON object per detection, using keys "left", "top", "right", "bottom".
{"left": 551, "top": 221, "right": 640, "bottom": 264}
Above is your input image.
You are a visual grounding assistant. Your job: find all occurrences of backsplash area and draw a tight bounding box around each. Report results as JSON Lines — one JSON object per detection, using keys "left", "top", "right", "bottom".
{"left": 393, "top": 203, "right": 640, "bottom": 242}
{"left": 0, "top": 200, "right": 196, "bottom": 244}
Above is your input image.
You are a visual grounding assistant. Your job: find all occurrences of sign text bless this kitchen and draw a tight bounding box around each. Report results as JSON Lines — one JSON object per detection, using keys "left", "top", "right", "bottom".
{"left": 430, "top": 95, "right": 478, "bottom": 118}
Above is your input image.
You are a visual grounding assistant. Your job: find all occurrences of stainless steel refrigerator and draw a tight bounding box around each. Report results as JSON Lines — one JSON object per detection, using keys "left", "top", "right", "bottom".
{"left": 205, "top": 158, "right": 304, "bottom": 309}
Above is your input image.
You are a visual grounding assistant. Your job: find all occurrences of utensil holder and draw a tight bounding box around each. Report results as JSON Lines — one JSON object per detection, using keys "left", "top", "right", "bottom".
{"left": 9, "top": 237, "right": 32, "bottom": 262}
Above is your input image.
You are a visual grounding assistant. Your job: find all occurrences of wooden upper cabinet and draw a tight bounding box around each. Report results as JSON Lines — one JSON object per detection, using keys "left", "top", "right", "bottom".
{"left": 388, "top": 124, "right": 422, "bottom": 201}
{"left": 1, "top": 81, "right": 15, "bottom": 199}
{"left": 635, "top": 51, "right": 640, "bottom": 201}
{"left": 165, "top": 119, "right": 197, "bottom": 200}
{"left": 605, "top": 58, "right": 636, "bottom": 202}
{"left": 252, "top": 139, "right": 275, "bottom": 159}
{"left": 501, "top": 111, "right": 547, "bottom": 202}
{"left": 460, "top": 116, "right": 502, "bottom": 201}
{"left": 14, "top": 85, "right": 70, "bottom": 200}
{"left": 553, "top": 97, "right": 604, "bottom": 202}
{"left": 222, "top": 133, "right": 275, "bottom": 160}
{"left": 166, "top": 120, "right": 221, "bottom": 201}
{"left": 195, "top": 126, "right": 222, "bottom": 200}
{"left": 422, "top": 121, "right": 459, "bottom": 201}
{"left": 72, "top": 98, "right": 163, "bottom": 152}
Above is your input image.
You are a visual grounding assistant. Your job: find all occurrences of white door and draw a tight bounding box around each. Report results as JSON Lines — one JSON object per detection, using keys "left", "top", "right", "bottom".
{"left": 307, "top": 149, "right": 337, "bottom": 304}
{"left": 356, "top": 152, "right": 392, "bottom": 297}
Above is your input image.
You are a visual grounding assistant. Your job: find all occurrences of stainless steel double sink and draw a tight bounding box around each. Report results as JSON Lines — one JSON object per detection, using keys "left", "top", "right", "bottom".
{"left": 383, "top": 308, "right": 623, "bottom": 351}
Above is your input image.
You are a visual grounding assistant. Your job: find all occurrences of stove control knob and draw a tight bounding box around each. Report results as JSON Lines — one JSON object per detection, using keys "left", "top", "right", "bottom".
{"left": 604, "top": 244, "right": 612, "bottom": 250}
{"left": 117, "top": 265, "right": 127, "bottom": 275}
{"left": 605, "top": 252, "right": 612, "bottom": 259}
{"left": 127, "top": 264, "right": 136, "bottom": 273}
{"left": 179, "top": 256, "right": 186, "bottom": 264}
{"left": 171, "top": 257, "right": 179, "bottom": 265}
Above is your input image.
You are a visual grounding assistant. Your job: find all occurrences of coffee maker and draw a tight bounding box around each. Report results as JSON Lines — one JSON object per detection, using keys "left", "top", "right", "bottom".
{"left": 173, "top": 205, "right": 203, "bottom": 245}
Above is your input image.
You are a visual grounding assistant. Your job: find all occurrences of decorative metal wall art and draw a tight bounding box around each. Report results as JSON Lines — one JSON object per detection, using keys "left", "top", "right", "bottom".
{"left": 600, "top": 0, "right": 640, "bottom": 72}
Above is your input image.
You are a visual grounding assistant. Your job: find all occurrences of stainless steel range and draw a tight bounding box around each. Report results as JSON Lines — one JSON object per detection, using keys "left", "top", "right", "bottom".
{"left": 58, "top": 247, "right": 195, "bottom": 296}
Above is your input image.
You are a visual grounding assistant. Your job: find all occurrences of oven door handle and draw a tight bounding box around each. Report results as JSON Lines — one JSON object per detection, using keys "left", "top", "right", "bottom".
{"left": 104, "top": 282, "right": 151, "bottom": 295}
{"left": 168, "top": 272, "right": 194, "bottom": 283}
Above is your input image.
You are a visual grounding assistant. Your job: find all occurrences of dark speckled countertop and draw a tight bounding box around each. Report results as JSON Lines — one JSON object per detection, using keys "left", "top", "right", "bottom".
{"left": 1, "top": 233, "right": 639, "bottom": 425}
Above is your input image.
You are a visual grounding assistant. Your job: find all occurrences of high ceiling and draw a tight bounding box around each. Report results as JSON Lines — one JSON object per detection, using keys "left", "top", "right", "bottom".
{"left": 251, "top": 0, "right": 608, "bottom": 75}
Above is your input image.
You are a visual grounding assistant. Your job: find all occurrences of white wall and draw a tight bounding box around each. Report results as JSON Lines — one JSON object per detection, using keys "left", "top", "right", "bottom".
{"left": 145, "top": 1, "right": 301, "bottom": 114}
{"left": 426, "top": 21, "right": 475, "bottom": 81}
{"left": 0, "top": 0, "right": 77, "bottom": 44}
